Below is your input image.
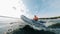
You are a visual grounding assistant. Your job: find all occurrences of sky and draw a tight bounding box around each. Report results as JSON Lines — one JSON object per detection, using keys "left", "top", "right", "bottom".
{"left": 22, "top": 0, "right": 60, "bottom": 18}
{"left": 0, "top": 0, "right": 28, "bottom": 18}
{"left": 0, "top": 0, "right": 60, "bottom": 18}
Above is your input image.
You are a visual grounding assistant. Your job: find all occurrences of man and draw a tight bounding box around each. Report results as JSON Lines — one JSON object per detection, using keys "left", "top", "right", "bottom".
{"left": 33, "top": 15, "right": 46, "bottom": 27}
{"left": 33, "top": 15, "right": 39, "bottom": 21}
{"left": 33, "top": 15, "right": 46, "bottom": 23}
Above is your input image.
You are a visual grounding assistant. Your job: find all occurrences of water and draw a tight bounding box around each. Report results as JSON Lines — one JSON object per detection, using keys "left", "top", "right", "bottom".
{"left": 0, "top": 17, "right": 60, "bottom": 34}
{"left": 0, "top": 22, "right": 26, "bottom": 34}
{"left": 0, "top": 17, "right": 26, "bottom": 34}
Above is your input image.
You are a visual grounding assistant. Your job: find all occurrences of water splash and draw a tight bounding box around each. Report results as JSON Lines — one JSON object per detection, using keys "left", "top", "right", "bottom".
{"left": 0, "top": 0, "right": 28, "bottom": 18}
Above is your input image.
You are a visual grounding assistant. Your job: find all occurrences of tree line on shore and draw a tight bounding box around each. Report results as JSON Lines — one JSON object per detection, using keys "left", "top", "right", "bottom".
{"left": 39, "top": 16, "right": 60, "bottom": 19}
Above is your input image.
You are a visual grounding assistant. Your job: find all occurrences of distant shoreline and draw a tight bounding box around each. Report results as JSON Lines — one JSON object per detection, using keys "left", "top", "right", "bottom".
{"left": 0, "top": 15, "right": 60, "bottom": 19}
{"left": 39, "top": 16, "right": 60, "bottom": 19}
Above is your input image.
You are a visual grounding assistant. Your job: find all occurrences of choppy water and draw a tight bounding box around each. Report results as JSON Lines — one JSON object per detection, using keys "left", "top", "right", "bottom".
{"left": 0, "top": 17, "right": 26, "bottom": 34}
{"left": 0, "top": 17, "right": 60, "bottom": 34}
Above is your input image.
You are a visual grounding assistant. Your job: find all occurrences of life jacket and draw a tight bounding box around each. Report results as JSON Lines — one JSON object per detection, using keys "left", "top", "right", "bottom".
{"left": 33, "top": 16, "right": 38, "bottom": 21}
